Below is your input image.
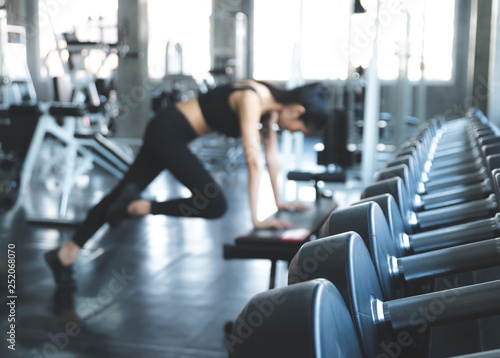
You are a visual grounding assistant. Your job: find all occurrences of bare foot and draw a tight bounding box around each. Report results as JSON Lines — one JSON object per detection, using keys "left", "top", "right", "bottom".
{"left": 58, "top": 240, "right": 82, "bottom": 266}
{"left": 127, "top": 200, "right": 152, "bottom": 217}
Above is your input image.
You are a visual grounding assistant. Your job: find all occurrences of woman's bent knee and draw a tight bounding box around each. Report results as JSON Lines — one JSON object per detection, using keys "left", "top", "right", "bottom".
{"left": 205, "top": 194, "right": 227, "bottom": 219}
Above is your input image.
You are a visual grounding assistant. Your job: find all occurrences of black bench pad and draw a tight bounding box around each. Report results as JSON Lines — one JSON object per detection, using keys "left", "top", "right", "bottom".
{"left": 224, "top": 198, "right": 338, "bottom": 261}
{"left": 288, "top": 170, "right": 346, "bottom": 183}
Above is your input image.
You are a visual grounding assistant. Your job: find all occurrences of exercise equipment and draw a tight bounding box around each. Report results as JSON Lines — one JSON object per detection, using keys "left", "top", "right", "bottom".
{"left": 393, "top": 131, "right": 499, "bottom": 184}
{"left": 362, "top": 175, "right": 499, "bottom": 231}
{"left": 18, "top": 102, "right": 133, "bottom": 225}
{"left": 0, "top": 17, "right": 37, "bottom": 108}
{"left": 0, "top": 104, "right": 41, "bottom": 214}
{"left": 0, "top": 153, "right": 20, "bottom": 213}
{"left": 227, "top": 279, "right": 362, "bottom": 358}
{"left": 0, "top": 100, "right": 133, "bottom": 224}
{"left": 384, "top": 156, "right": 492, "bottom": 210}
{"left": 0, "top": 8, "right": 131, "bottom": 222}
{"left": 319, "top": 201, "right": 500, "bottom": 300}
{"left": 356, "top": 169, "right": 500, "bottom": 254}
{"left": 450, "top": 349, "right": 500, "bottom": 358}
{"left": 230, "top": 115, "right": 500, "bottom": 357}
{"left": 287, "top": 169, "right": 346, "bottom": 201}
{"left": 223, "top": 196, "right": 337, "bottom": 289}
{"left": 230, "top": 276, "right": 428, "bottom": 358}
{"left": 390, "top": 116, "right": 496, "bottom": 195}
{"left": 360, "top": 193, "right": 500, "bottom": 254}
{"left": 378, "top": 132, "right": 500, "bottom": 211}
{"left": 288, "top": 232, "right": 500, "bottom": 358}
{"left": 43, "top": 6, "right": 122, "bottom": 132}
{"left": 0, "top": 13, "right": 38, "bottom": 214}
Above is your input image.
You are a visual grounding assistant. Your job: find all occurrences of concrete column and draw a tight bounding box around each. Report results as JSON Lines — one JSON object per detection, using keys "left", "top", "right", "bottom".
{"left": 416, "top": 2, "right": 427, "bottom": 123}
{"left": 470, "top": 0, "right": 492, "bottom": 115}
{"left": 394, "top": 8, "right": 411, "bottom": 147}
{"left": 116, "top": 0, "right": 150, "bottom": 138}
{"left": 488, "top": 0, "right": 500, "bottom": 126}
{"left": 5, "top": 0, "right": 21, "bottom": 24}
{"left": 452, "top": 0, "right": 471, "bottom": 116}
{"left": 211, "top": 0, "right": 250, "bottom": 80}
{"left": 241, "top": 0, "right": 253, "bottom": 78}
{"left": 425, "top": 0, "right": 470, "bottom": 120}
{"left": 24, "top": 0, "right": 41, "bottom": 99}
{"left": 361, "top": 1, "right": 380, "bottom": 186}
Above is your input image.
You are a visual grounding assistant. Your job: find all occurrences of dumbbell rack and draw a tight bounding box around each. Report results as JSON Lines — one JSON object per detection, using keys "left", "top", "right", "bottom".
{"left": 391, "top": 111, "right": 500, "bottom": 356}
{"left": 227, "top": 110, "right": 500, "bottom": 358}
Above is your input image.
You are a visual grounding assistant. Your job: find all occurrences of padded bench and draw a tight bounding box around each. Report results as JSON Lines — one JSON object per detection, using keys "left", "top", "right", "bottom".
{"left": 288, "top": 169, "right": 346, "bottom": 200}
{"left": 223, "top": 197, "right": 338, "bottom": 288}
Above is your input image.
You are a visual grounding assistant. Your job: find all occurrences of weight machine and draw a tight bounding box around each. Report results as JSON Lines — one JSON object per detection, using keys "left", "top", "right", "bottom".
{"left": 0, "top": 7, "right": 134, "bottom": 225}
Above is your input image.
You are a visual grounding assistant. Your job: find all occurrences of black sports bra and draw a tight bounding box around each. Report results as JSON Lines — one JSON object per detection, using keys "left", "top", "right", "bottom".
{"left": 197, "top": 84, "right": 257, "bottom": 138}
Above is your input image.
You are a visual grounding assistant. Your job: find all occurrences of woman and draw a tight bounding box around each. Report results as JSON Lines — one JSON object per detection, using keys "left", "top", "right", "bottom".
{"left": 45, "top": 80, "right": 331, "bottom": 288}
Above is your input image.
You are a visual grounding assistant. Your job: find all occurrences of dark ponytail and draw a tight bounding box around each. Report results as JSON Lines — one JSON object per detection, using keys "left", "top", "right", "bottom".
{"left": 258, "top": 81, "right": 330, "bottom": 130}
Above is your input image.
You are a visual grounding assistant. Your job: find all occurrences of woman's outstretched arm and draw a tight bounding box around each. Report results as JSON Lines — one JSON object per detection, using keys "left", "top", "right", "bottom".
{"left": 262, "top": 114, "right": 309, "bottom": 213}
{"left": 236, "top": 91, "right": 291, "bottom": 230}
{"left": 262, "top": 112, "right": 282, "bottom": 207}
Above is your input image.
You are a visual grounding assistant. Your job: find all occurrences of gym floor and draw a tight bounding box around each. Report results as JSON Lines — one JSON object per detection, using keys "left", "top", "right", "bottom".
{"left": 0, "top": 139, "right": 363, "bottom": 358}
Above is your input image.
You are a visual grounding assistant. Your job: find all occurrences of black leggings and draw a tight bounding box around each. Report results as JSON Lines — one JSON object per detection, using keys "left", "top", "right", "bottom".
{"left": 73, "top": 107, "right": 227, "bottom": 248}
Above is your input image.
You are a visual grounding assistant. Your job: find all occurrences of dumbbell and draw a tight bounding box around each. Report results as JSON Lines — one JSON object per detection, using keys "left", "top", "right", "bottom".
{"left": 423, "top": 144, "right": 486, "bottom": 181}
{"left": 398, "top": 130, "right": 500, "bottom": 187}
{"left": 428, "top": 115, "right": 495, "bottom": 153}
{"left": 450, "top": 349, "right": 500, "bottom": 357}
{"left": 317, "top": 201, "right": 500, "bottom": 300}
{"left": 428, "top": 121, "right": 496, "bottom": 160}
{"left": 358, "top": 168, "right": 500, "bottom": 253}
{"left": 362, "top": 175, "right": 499, "bottom": 231}
{"left": 427, "top": 134, "right": 500, "bottom": 172}
{"left": 393, "top": 122, "right": 499, "bottom": 192}
{"left": 288, "top": 232, "right": 500, "bottom": 358}
{"left": 227, "top": 279, "right": 363, "bottom": 358}
{"left": 396, "top": 119, "right": 497, "bottom": 175}
{"left": 384, "top": 153, "right": 500, "bottom": 232}
{"left": 233, "top": 235, "right": 500, "bottom": 357}
{"left": 379, "top": 160, "right": 489, "bottom": 211}
{"left": 0, "top": 154, "right": 21, "bottom": 213}
{"left": 389, "top": 146, "right": 494, "bottom": 198}
{"left": 359, "top": 193, "right": 500, "bottom": 254}
{"left": 416, "top": 131, "right": 497, "bottom": 190}
{"left": 377, "top": 124, "right": 500, "bottom": 218}
{"left": 403, "top": 116, "right": 474, "bottom": 161}
{"left": 233, "top": 116, "right": 498, "bottom": 358}
{"left": 381, "top": 145, "right": 500, "bottom": 211}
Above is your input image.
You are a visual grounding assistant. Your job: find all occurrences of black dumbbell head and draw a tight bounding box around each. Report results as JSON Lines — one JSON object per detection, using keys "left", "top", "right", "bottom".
{"left": 356, "top": 194, "right": 408, "bottom": 257}
{"left": 230, "top": 278, "right": 363, "bottom": 358}
{"left": 361, "top": 176, "right": 415, "bottom": 234}
{"left": 320, "top": 203, "right": 401, "bottom": 299}
{"left": 289, "top": 232, "right": 387, "bottom": 358}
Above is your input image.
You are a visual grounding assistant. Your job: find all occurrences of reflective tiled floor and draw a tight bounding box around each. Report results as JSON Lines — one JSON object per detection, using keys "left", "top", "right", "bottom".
{"left": 0, "top": 144, "right": 362, "bottom": 358}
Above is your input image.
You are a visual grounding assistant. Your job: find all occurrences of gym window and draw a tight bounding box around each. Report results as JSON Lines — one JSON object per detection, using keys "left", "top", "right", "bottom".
{"left": 148, "top": 0, "right": 212, "bottom": 78}
{"left": 253, "top": 0, "right": 455, "bottom": 82}
{"left": 38, "top": 0, "right": 119, "bottom": 78}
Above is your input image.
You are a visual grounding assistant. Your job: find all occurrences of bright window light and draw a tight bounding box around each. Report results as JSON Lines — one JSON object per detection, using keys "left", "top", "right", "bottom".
{"left": 38, "top": 0, "right": 118, "bottom": 77}
{"left": 253, "top": 0, "right": 455, "bottom": 82}
{"left": 253, "top": 0, "right": 302, "bottom": 80}
{"left": 148, "top": 0, "right": 211, "bottom": 78}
